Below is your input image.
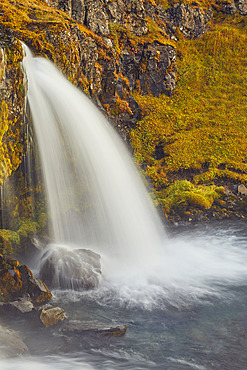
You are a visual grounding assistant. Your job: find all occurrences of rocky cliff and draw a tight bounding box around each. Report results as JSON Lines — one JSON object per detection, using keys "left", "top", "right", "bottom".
{"left": 0, "top": 0, "right": 247, "bottom": 252}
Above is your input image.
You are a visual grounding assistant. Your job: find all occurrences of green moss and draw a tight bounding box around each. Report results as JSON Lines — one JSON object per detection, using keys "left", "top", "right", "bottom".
{"left": 156, "top": 180, "right": 224, "bottom": 214}
{"left": 18, "top": 218, "right": 39, "bottom": 238}
{"left": 131, "top": 15, "right": 247, "bottom": 189}
{"left": 0, "top": 229, "right": 20, "bottom": 254}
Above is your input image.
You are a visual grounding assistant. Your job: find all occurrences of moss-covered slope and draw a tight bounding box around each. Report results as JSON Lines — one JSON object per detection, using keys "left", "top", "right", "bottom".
{"left": 131, "top": 12, "right": 247, "bottom": 221}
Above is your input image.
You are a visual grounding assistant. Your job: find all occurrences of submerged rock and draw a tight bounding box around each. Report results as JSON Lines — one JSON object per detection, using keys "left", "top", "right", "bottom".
{"left": 39, "top": 245, "right": 101, "bottom": 290}
{"left": 62, "top": 320, "right": 127, "bottom": 337}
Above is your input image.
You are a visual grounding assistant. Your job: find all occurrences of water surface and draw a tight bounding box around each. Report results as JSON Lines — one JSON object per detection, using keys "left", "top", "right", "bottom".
{"left": 1, "top": 220, "right": 247, "bottom": 369}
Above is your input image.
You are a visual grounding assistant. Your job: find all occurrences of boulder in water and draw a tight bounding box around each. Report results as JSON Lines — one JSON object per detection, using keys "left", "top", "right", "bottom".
{"left": 39, "top": 245, "right": 101, "bottom": 290}
{"left": 40, "top": 306, "right": 67, "bottom": 328}
{"left": 61, "top": 320, "right": 127, "bottom": 337}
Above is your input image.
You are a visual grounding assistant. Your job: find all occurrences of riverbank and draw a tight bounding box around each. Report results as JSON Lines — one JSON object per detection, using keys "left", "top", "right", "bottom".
{"left": 164, "top": 183, "right": 247, "bottom": 225}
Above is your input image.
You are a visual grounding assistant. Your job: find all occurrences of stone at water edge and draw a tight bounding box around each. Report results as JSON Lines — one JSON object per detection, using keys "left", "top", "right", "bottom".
{"left": 9, "top": 297, "right": 34, "bottom": 313}
{"left": 40, "top": 307, "right": 67, "bottom": 328}
{"left": 0, "top": 254, "right": 52, "bottom": 303}
{"left": 28, "top": 277, "right": 52, "bottom": 303}
{"left": 39, "top": 247, "right": 102, "bottom": 290}
{"left": 0, "top": 297, "right": 68, "bottom": 328}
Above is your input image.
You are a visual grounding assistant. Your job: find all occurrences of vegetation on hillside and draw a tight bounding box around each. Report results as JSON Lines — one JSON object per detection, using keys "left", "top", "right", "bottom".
{"left": 130, "top": 13, "right": 247, "bottom": 216}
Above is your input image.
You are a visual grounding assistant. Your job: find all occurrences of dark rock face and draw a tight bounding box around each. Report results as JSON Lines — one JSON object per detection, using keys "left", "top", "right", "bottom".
{"left": 220, "top": 1, "right": 237, "bottom": 14}
{"left": 44, "top": 0, "right": 178, "bottom": 135}
{"left": 108, "top": 0, "right": 148, "bottom": 36}
{"left": 43, "top": 0, "right": 216, "bottom": 137}
{"left": 167, "top": 4, "right": 213, "bottom": 39}
{"left": 238, "top": 0, "right": 247, "bottom": 15}
{"left": 48, "top": 0, "right": 85, "bottom": 22}
{"left": 140, "top": 44, "right": 175, "bottom": 96}
{"left": 39, "top": 245, "right": 102, "bottom": 290}
{"left": 0, "top": 42, "right": 25, "bottom": 184}
{"left": 119, "top": 43, "right": 176, "bottom": 97}
{"left": 85, "top": 0, "right": 110, "bottom": 35}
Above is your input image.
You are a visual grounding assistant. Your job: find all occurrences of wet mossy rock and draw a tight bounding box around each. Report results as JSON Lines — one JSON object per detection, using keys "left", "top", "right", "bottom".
{"left": 0, "top": 254, "right": 52, "bottom": 303}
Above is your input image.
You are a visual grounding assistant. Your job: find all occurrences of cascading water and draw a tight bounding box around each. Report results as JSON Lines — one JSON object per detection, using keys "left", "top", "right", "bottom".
{"left": 1, "top": 45, "right": 247, "bottom": 370}
{"left": 21, "top": 44, "right": 247, "bottom": 305}
{"left": 21, "top": 44, "right": 166, "bottom": 280}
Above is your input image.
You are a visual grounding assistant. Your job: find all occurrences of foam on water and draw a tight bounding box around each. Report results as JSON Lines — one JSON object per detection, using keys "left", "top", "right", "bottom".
{"left": 52, "top": 225, "right": 247, "bottom": 310}
{"left": 0, "top": 356, "right": 94, "bottom": 370}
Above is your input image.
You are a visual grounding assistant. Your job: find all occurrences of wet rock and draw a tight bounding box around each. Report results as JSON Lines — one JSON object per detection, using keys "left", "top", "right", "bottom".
{"left": 40, "top": 306, "right": 67, "bottom": 328}
{"left": 0, "top": 254, "right": 52, "bottom": 303}
{"left": 62, "top": 320, "right": 127, "bottom": 337}
{"left": 28, "top": 277, "right": 52, "bottom": 303}
{"left": 0, "top": 325, "right": 29, "bottom": 357}
{"left": 9, "top": 297, "right": 34, "bottom": 313}
{"left": 0, "top": 297, "right": 68, "bottom": 329}
{"left": 223, "top": 185, "right": 234, "bottom": 195}
{"left": 18, "top": 264, "right": 33, "bottom": 279}
{"left": 39, "top": 245, "right": 101, "bottom": 290}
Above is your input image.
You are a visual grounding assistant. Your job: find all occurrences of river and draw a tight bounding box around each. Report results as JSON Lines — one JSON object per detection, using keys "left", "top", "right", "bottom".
{"left": 1, "top": 220, "right": 247, "bottom": 369}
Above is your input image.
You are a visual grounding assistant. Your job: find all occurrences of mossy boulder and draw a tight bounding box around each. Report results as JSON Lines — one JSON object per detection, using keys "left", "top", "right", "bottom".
{"left": 0, "top": 254, "right": 52, "bottom": 303}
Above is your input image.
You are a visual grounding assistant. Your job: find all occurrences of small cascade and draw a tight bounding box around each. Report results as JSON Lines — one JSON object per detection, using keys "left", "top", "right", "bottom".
{"left": 21, "top": 44, "right": 166, "bottom": 278}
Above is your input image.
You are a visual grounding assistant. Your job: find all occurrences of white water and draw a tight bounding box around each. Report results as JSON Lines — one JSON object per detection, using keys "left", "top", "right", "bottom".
{"left": 63, "top": 225, "right": 247, "bottom": 310}
{"left": 21, "top": 45, "right": 247, "bottom": 304}
{"left": 0, "top": 45, "right": 245, "bottom": 370}
{"left": 22, "top": 45, "right": 166, "bottom": 270}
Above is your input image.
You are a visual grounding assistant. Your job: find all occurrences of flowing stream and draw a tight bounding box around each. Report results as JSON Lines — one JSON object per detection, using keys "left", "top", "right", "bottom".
{"left": 1, "top": 221, "right": 247, "bottom": 369}
{"left": 0, "top": 47, "right": 246, "bottom": 369}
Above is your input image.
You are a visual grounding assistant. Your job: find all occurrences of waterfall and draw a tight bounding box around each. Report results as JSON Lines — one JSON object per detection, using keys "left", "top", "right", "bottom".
{"left": 21, "top": 45, "right": 166, "bottom": 271}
